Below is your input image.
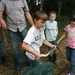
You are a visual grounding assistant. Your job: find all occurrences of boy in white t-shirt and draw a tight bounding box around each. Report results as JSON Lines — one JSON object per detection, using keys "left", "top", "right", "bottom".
{"left": 44, "top": 11, "right": 58, "bottom": 64}
{"left": 22, "top": 10, "right": 57, "bottom": 74}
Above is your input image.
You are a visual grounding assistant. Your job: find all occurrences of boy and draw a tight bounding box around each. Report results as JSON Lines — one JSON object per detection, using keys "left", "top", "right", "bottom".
{"left": 22, "top": 10, "right": 57, "bottom": 74}
{"left": 44, "top": 11, "right": 58, "bottom": 64}
{"left": 0, "top": 25, "right": 9, "bottom": 67}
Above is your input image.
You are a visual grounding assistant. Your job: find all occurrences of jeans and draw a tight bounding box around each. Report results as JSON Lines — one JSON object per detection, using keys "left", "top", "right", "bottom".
{"left": 0, "top": 41, "right": 5, "bottom": 56}
{"left": 8, "top": 27, "right": 27, "bottom": 69}
{"left": 23, "top": 56, "right": 42, "bottom": 75}
{"left": 48, "top": 40, "right": 57, "bottom": 56}
{"left": 66, "top": 46, "right": 75, "bottom": 75}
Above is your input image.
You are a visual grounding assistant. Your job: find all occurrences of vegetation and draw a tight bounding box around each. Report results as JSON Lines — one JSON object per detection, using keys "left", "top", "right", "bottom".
{"left": 27, "top": 0, "right": 75, "bottom": 16}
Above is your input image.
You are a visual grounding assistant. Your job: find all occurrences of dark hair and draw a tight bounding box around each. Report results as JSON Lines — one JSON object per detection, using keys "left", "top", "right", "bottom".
{"left": 49, "top": 11, "right": 56, "bottom": 16}
{"left": 33, "top": 10, "right": 48, "bottom": 21}
{"left": 70, "top": 14, "right": 75, "bottom": 22}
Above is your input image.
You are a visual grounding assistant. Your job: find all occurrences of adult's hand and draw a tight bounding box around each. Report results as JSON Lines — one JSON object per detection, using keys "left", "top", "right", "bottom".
{"left": 1, "top": 19, "right": 7, "bottom": 30}
{"left": 0, "top": 12, "right": 7, "bottom": 30}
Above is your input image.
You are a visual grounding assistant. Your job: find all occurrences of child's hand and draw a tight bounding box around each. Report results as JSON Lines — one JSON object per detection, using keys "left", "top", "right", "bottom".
{"left": 57, "top": 40, "right": 60, "bottom": 45}
{"left": 52, "top": 45, "right": 57, "bottom": 51}
{"left": 35, "top": 52, "right": 42, "bottom": 58}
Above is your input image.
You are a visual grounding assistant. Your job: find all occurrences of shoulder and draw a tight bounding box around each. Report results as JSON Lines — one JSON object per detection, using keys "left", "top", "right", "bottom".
{"left": 45, "top": 20, "right": 50, "bottom": 23}
{"left": 28, "top": 26, "right": 36, "bottom": 34}
{"left": 45, "top": 20, "right": 50, "bottom": 26}
{"left": 65, "top": 24, "right": 71, "bottom": 28}
{"left": 64, "top": 24, "right": 71, "bottom": 31}
{"left": 54, "top": 21, "right": 57, "bottom": 24}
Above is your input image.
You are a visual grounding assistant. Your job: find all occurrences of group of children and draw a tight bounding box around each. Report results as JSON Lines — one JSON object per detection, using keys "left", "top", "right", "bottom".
{"left": 0, "top": 10, "right": 75, "bottom": 75}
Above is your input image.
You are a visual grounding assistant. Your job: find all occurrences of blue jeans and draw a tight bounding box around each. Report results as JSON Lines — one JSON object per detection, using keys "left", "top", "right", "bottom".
{"left": 0, "top": 41, "right": 5, "bottom": 56}
{"left": 8, "top": 27, "right": 27, "bottom": 69}
{"left": 66, "top": 46, "right": 75, "bottom": 75}
{"left": 23, "top": 56, "right": 42, "bottom": 75}
{"left": 48, "top": 40, "right": 57, "bottom": 55}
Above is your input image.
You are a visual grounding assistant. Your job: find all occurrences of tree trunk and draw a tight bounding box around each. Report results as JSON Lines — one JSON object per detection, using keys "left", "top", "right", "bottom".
{"left": 39, "top": 0, "right": 44, "bottom": 10}
{"left": 58, "top": 0, "right": 62, "bottom": 16}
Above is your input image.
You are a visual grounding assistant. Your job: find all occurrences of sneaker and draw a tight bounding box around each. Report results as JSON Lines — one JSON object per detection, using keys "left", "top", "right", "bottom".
{"left": 66, "top": 73, "right": 71, "bottom": 75}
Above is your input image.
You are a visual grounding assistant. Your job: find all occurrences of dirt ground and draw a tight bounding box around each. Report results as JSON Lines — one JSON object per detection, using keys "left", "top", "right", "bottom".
{"left": 0, "top": 39, "right": 73, "bottom": 75}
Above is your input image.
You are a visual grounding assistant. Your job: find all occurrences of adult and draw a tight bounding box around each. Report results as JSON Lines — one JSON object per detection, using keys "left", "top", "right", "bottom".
{"left": 0, "top": 0, "right": 34, "bottom": 75}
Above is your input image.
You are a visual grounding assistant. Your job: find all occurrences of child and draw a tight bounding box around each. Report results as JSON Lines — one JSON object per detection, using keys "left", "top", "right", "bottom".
{"left": 22, "top": 10, "right": 57, "bottom": 74}
{"left": 57, "top": 14, "right": 75, "bottom": 75}
{"left": 44, "top": 11, "right": 58, "bottom": 64}
{"left": 0, "top": 25, "right": 9, "bottom": 67}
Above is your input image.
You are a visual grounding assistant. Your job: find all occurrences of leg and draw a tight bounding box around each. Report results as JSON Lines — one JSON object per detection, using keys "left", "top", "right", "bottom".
{"left": 0, "top": 41, "right": 9, "bottom": 67}
{"left": 19, "top": 27, "right": 30, "bottom": 66}
{"left": 0, "top": 41, "right": 5, "bottom": 56}
{"left": 69, "top": 48, "right": 75, "bottom": 75}
{"left": 66, "top": 46, "right": 71, "bottom": 62}
{"left": 19, "top": 27, "right": 27, "bottom": 42}
{"left": 48, "top": 45, "right": 53, "bottom": 62}
{"left": 53, "top": 51, "right": 57, "bottom": 65}
{"left": 50, "top": 40, "right": 57, "bottom": 64}
{"left": 23, "top": 56, "right": 42, "bottom": 75}
{"left": 8, "top": 30, "right": 22, "bottom": 75}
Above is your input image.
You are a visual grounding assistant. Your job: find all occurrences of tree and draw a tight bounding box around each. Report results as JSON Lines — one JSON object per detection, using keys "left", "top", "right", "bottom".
{"left": 39, "top": 0, "right": 44, "bottom": 10}
{"left": 58, "top": 0, "right": 62, "bottom": 16}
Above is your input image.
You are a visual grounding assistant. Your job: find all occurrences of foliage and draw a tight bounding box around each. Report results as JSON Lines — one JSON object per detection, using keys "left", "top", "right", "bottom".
{"left": 27, "top": 0, "right": 75, "bottom": 16}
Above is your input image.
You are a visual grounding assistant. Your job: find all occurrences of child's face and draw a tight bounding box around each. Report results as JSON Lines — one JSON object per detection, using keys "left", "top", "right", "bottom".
{"left": 34, "top": 19, "right": 46, "bottom": 28}
{"left": 49, "top": 14, "right": 56, "bottom": 22}
{"left": 71, "top": 21, "right": 75, "bottom": 27}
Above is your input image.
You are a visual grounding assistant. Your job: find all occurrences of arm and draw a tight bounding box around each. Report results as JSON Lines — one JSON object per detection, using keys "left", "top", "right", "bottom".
{"left": 43, "top": 39, "right": 57, "bottom": 50}
{"left": 22, "top": 42, "right": 41, "bottom": 58}
{"left": 56, "top": 28, "right": 58, "bottom": 35}
{"left": 0, "top": 12, "right": 7, "bottom": 30}
{"left": 57, "top": 31, "right": 67, "bottom": 44}
{"left": 25, "top": 11, "right": 34, "bottom": 26}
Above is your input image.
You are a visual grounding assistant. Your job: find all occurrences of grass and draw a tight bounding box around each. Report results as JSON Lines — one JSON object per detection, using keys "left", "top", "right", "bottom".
{"left": 0, "top": 16, "right": 72, "bottom": 75}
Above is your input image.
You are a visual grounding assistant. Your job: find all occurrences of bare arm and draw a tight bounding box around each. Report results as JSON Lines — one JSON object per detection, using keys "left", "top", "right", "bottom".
{"left": 0, "top": 12, "right": 7, "bottom": 30}
{"left": 22, "top": 42, "right": 41, "bottom": 58}
{"left": 57, "top": 31, "right": 67, "bottom": 44}
{"left": 56, "top": 28, "right": 58, "bottom": 35}
{"left": 43, "top": 39, "right": 57, "bottom": 50}
{"left": 25, "top": 11, "right": 34, "bottom": 26}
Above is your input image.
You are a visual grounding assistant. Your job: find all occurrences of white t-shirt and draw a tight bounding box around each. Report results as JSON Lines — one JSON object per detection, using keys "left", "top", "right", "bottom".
{"left": 23, "top": 26, "right": 45, "bottom": 60}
